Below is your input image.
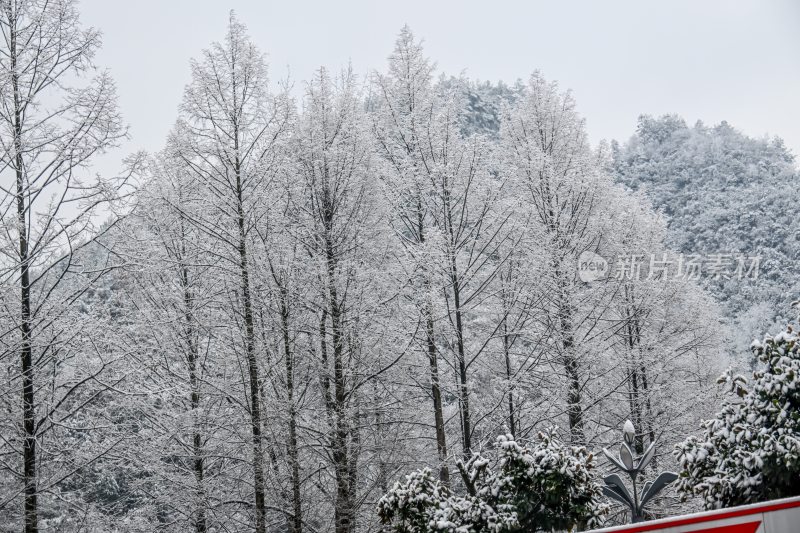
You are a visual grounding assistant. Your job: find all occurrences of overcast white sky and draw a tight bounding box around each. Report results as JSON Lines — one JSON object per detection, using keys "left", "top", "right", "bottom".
{"left": 80, "top": 0, "right": 800, "bottom": 172}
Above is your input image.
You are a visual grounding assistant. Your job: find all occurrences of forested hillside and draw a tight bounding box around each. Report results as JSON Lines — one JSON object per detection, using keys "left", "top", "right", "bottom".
{"left": 612, "top": 116, "right": 799, "bottom": 357}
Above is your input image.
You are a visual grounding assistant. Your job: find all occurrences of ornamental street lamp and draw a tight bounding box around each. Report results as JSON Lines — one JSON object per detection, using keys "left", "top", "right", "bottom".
{"left": 601, "top": 420, "right": 678, "bottom": 523}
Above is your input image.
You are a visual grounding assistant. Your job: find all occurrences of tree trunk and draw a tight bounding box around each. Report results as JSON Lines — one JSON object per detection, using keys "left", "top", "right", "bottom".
{"left": 374, "top": 381, "right": 389, "bottom": 495}
{"left": 502, "top": 318, "right": 517, "bottom": 439}
{"left": 323, "top": 223, "right": 354, "bottom": 533}
{"left": 442, "top": 194, "right": 472, "bottom": 459}
{"left": 280, "top": 290, "right": 303, "bottom": 533}
{"left": 624, "top": 287, "right": 648, "bottom": 455}
{"left": 426, "top": 304, "right": 450, "bottom": 484}
{"left": 181, "top": 257, "right": 207, "bottom": 533}
{"left": 11, "top": 18, "right": 39, "bottom": 533}
{"left": 347, "top": 408, "right": 360, "bottom": 531}
{"left": 557, "top": 275, "right": 585, "bottom": 446}
{"left": 418, "top": 206, "right": 450, "bottom": 484}
{"left": 234, "top": 158, "right": 267, "bottom": 533}
{"left": 451, "top": 265, "right": 472, "bottom": 458}
{"left": 641, "top": 360, "right": 657, "bottom": 468}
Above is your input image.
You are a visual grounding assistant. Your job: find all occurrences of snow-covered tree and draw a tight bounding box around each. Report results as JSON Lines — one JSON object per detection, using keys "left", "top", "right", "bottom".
{"left": 115, "top": 148, "right": 233, "bottom": 532}
{"left": 595, "top": 187, "right": 723, "bottom": 467}
{"left": 371, "top": 26, "right": 452, "bottom": 483}
{"left": 0, "top": 0, "right": 131, "bottom": 529}
{"left": 373, "top": 27, "right": 514, "bottom": 467}
{"left": 378, "top": 431, "right": 607, "bottom": 533}
{"left": 293, "top": 66, "right": 395, "bottom": 533}
{"left": 675, "top": 324, "right": 800, "bottom": 509}
{"left": 498, "top": 73, "right": 615, "bottom": 445}
{"left": 173, "top": 13, "right": 292, "bottom": 532}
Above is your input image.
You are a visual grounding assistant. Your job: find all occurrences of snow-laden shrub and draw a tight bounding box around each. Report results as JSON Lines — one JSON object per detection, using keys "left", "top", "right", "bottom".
{"left": 377, "top": 431, "right": 607, "bottom": 532}
{"left": 675, "top": 326, "right": 800, "bottom": 508}
{"left": 376, "top": 468, "right": 454, "bottom": 533}
{"left": 491, "top": 432, "right": 608, "bottom": 531}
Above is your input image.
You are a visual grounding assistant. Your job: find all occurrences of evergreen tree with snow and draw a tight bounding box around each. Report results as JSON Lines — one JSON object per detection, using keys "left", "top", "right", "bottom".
{"left": 377, "top": 432, "right": 607, "bottom": 532}
{"left": 675, "top": 324, "right": 800, "bottom": 509}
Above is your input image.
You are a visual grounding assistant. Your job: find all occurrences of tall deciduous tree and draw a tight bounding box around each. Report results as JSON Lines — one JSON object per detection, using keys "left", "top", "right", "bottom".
{"left": 120, "top": 148, "right": 223, "bottom": 532}
{"left": 500, "top": 73, "right": 602, "bottom": 444}
{"left": 0, "top": 0, "right": 128, "bottom": 530}
{"left": 294, "top": 66, "right": 383, "bottom": 533}
{"left": 175, "top": 13, "right": 291, "bottom": 533}
{"left": 371, "top": 26, "right": 452, "bottom": 481}
{"left": 373, "top": 27, "right": 513, "bottom": 464}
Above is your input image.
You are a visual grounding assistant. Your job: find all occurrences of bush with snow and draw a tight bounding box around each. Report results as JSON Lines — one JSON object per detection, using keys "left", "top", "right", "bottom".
{"left": 377, "top": 431, "right": 607, "bottom": 532}
{"left": 675, "top": 325, "right": 800, "bottom": 508}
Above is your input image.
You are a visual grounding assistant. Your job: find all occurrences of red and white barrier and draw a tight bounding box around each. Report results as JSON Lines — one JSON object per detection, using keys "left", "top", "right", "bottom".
{"left": 587, "top": 496, "right": 800, "bottom": 533}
